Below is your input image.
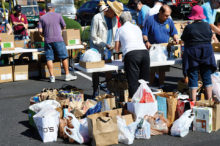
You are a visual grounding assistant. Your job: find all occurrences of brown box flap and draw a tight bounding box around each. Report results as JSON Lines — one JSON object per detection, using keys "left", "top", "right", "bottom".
{"left": 79, "top": 60, "right": 105, "bottom": 69}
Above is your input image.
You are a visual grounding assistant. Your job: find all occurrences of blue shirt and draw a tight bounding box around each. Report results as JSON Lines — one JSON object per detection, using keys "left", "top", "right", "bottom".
{"left": 202, "top": 2, "right": 217, "bottom": 24}
{"left": 142, "top": 14, "right": 177, "bottom": 44}
{"left": 138, "top": 5, "right": 150, "bottom": 26}
{"left": 104, "top": 16, "right": 112, "bottom": 45}
{"left": 0, "top": 20, "right": 8, "bottom": 33}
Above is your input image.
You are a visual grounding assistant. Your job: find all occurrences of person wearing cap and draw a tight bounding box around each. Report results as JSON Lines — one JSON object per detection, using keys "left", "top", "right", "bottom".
{"left": 10, "top": 5, "right": 28, "bottom": 40}
{"left": 38, "top": 3, "right": 77, "bottom": 83}
{"left": 143, "top": 5, "right": 178, "bottom": 88}
{"left": 181, "top": 5, "right": 217, "bottom": 101}
{"left": 114, "top": 11, "right": 150, "bottom": 98}
{"left": 202, "top": 0, "right": 220, "bottom": 34}
{"left": 0, "top": 12, "right": 12, "bottom": 34}
{"left": 135, "top": 0, "right": 150, "bottom": 29}
{"left": 98, "top": 0, "right": 121, "bottom": 28}
{"left": 90, "top": 0, "right": 123, "bottom": 97}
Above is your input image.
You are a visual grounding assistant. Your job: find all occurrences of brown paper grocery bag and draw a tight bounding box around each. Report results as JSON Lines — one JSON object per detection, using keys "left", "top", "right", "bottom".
{"left": 167, "top": 97, "right": 177, "bottom": 127}
{"left": 212, "top": 103, "right": 220, "bottom": 131}
{"left": 95, "top": 94, "right": 116, "bottom": 110}
{"left": 157, "top": 92, "right": 178, "bottom": 127}
{"left": 88, "top": 110, "right": 120, "bottom": 146}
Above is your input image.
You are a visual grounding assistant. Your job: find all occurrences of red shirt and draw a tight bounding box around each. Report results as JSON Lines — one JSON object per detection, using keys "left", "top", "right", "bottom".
{"left": 116, "top": 16, "right": 121, "bottom": 28}
{"left": 10, "top": 14, "right": 28, "bottom": 36}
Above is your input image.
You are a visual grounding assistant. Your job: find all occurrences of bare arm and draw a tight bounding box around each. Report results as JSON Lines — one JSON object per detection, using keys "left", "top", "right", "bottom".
{"left": 114, "top": 41, "right": 121, "bottom": 53}
{"left": 143, "top": 35, "right": 151, "bottom": 49}
{"left": 212, "top": 33, "right": 219, "bottom": 43}
{"left": 172, "top": 34, "right": 179, "bottom": 44}
{"left": 20, "top": 23, "right": 28, "bottom": 29}
{"left": 38, "top": 28, "right": 44, "bottom": 37}
{"left": 210, "top": 24, "right": 220, "bottom": 35}
{"left": 6, "top": 23, "right": 13, "bottom": 35}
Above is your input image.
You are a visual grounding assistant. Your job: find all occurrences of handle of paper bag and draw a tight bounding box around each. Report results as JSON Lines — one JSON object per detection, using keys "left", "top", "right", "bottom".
{"left": 96, "top": 117, "right": 111, "bottom": 123}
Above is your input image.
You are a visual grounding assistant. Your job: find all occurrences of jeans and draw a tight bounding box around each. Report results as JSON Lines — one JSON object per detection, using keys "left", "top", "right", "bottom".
{"left": 188, "top": 66, "right": 212, "bottom": 89}
{"left": 44, "top": 41, "right": 68, "bottom": 61}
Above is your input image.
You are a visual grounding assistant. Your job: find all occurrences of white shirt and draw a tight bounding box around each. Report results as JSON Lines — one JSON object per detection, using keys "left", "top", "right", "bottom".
{"left": 143, "top": 3, "right": 162, "bottom": 26}
{"left": 115, "top": 21, "right": 146, "bottom": 56}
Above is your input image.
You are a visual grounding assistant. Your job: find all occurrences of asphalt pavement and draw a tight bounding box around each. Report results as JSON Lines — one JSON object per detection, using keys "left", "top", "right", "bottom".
{"left": 0, "top": 65, "right": 220, "bottom": 146}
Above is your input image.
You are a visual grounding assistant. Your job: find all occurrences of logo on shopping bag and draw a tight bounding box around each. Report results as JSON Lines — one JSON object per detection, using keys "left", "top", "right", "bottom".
{"left": 38, "top": 126, "right": 54, "bottom": 133}
{"left": 139, "top": 89, "right": 154, "bottom": 103}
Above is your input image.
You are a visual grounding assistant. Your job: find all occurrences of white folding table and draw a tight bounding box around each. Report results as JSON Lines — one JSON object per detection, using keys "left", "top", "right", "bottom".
{"left": 1, "top": 44, "right": 84, "bottom": 55}
{"left": 74, "top": 59, "right": 182, "bottom": 73}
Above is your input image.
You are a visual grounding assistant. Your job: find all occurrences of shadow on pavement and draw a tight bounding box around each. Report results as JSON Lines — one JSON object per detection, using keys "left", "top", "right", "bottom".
{"left": 19, "top": 121, "right": 41, "bottom": 141}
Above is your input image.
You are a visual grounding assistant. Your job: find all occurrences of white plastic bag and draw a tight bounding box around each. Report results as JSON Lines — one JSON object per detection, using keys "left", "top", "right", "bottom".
{"left": 132, "top": 79, "right": 155, "bottom": 103}
{"left": 33, "top": 107, "right": 60, "bottom": 143}
{"left": 171, "top": 109, "right": 194, "bottom": 137}
{"left": 29, "top": 100, "right": 61, "bottom": 113}
{"left": 79, "top": 118, "right": 91, "bottom": 143}
{"left": 80, "top": 48, "right": 101, "bottom": 62}
{"left": 211, "top": 72, "right": 220, "bottom": 101}
{"left": 128, "top": 80, "right": 158, "bottom": 118}
{"left": 117, "top": 116, "right": 134, "bottom": 145}
{"left": 135, "top": 119, "right": 151, "bottom": 139}
{"left": 149, "top": 44, "right": 168, "bottom": 62}
{"left": 127, "top": 102, "right": 158, "bottom": 118}
{"left": 64, "top": 113, "right": 84, "bottom": 144}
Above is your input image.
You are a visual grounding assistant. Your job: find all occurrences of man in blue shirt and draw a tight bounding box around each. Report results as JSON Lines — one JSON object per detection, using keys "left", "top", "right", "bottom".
{"left": 136, "top": 0, "right": 150, "bottom": 29}
{"left": 202, "top": 0, "right": 220, "bottom": 35}
{"left": 143, "top": 5, "right": 178, "bottom": 87}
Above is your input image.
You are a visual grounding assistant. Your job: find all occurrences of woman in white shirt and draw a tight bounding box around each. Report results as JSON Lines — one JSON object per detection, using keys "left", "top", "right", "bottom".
{"left": 114, "top": 11, "right": 150, "bottom": 98}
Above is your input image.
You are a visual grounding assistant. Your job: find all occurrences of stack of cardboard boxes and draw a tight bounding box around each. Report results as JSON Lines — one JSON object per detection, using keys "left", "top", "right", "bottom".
{"left": 0, "top": 33, "right": 14, "bottom": 51}
{"left": 0, "top": 29, "right": 82, "bottom": 83}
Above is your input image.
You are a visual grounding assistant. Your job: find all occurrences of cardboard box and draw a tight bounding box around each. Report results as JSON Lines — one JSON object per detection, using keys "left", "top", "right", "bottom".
{"left": 17, "top": 0, "right": 27, "bottom": 5}
{"left": 30, "top": 31, "right": 44, "bottom": 43}
{"left": 212, "top": 43, "right": 220, "bottom": 52}
{"left": 13, "top": 65, "right": 29, "bottom": 81}
{"left": 28, "top": 62, "right": 40, "bottom": 78}
{"left": 62, "top": 29, "right": 81, "bottom": 46}
{"left": 193, "top": 106, "right": 212, "bottom": 133}
{"left": 196, "top": 100, "right": 220, "bottom": 131}
{"left": 14, "top": 40, "right": 25, "bottom": 48}
{"left": 0, "top": 66, "right": 13, "bottom": 83}
{"left": 213, "top": 104, "right": 220, "bottom": 131}
{"left": 0, "top": 33, "right": 14, "bottom": 51}
{"left": 41, "top": 62, "right": 61, "bottom": 78}
{"left": 79, "top": 60, "right": 105, "bottom": 69}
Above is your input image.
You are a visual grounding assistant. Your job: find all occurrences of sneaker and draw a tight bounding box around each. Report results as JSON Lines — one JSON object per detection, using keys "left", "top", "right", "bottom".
{"left": 50, "top": 76, "right": 55, "bottom": 83}
{"left": 65, "top": 74, "right": 77, "bottom": 81}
